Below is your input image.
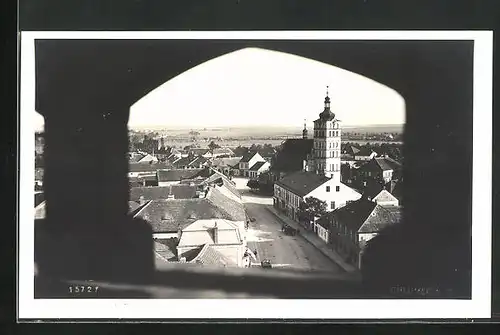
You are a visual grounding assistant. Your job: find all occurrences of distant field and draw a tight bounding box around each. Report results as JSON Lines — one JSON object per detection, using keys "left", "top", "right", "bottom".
{"left": 131, "top": 124, "right": 404, "bottom": 138}
{"left": 162, "top": 139, "right": 286, "bottom": 149}
{"left": 161, "top": 138, "right": 402, "bottom": 149}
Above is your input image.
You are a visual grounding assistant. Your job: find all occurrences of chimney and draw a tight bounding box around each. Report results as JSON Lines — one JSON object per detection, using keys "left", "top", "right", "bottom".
{"left": 167, "top": 185, "right": 175, "bottom": 199}
{"left": 213, "top": 222, "right": 219, "bottom": 244}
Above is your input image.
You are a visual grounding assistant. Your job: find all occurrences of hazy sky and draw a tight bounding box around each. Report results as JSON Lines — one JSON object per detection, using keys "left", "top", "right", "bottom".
{"left": 34, "top": 47, "right": 406, "bottom": 131}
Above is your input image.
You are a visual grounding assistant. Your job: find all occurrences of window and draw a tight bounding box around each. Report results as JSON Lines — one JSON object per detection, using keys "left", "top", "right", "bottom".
{"left": 331, "top": 201, "right": 335, "bottom": 209}
{"left": 326, "top": 186, "right": 330, "bottom": 192}
{"left": 336, "top": 186, "right": 340, "bottom": 192}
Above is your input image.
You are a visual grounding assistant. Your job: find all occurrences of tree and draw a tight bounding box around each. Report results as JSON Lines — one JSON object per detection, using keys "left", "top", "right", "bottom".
{"left": 247, "top": 179, "right": 260, "bottom": 190}
{"left": 298, "top": 197, "right": 327, "bottom": 226}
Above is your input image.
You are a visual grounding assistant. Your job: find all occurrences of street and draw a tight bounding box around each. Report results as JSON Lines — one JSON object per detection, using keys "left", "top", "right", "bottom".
{"left": 233, "top": 178, "right": 343, "bottom": 274}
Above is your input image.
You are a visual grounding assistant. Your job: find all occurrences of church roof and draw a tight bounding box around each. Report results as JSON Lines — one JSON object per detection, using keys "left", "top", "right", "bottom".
{"left": 318, "top": 108, "right": 335, "bottom": 121}
{"left": 271, "top": 139, "right": 313, "bottom": 172}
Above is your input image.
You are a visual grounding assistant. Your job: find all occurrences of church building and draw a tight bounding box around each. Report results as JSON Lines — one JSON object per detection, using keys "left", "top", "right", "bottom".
{"left": 273, "top": 87, "right": 361, "bottom": 224}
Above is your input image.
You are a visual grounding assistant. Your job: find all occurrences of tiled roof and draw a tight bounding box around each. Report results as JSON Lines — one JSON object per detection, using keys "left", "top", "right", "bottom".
{"left": 240, "top": 152, "right": 257, "bottom": 163}
{"left": 130, "top": 185, "right": 198, "bottom": 201}
{"left": 271, "top": 139, "right": 313, "bottom": 172}
{"left": 130, "top": 154, "right": 146, "bottom": 163}
{"left": 157, "top": 169, "right": 203, "bottom": 182}
{"left": 188, "top": 156, "right": 208, "bottom": 167}
{"left": 206, "top": 185, "right": 246, "bottom": 221}
{"left": 154, "top": 239, "right": 178, "bottom": 261}
{"left": 358, "top": 205, "right": 402, "bottom": 233}
{"left": 328, "top": 199, "right": 402, "bottom": 233}
{"left": 362, "top": 180, "right": 385, "bottom": 199}
{"left": 134, "top": 185, "right": 245, "bottom": 233}
{"left": 345, "top": 145, "right": 361, "bottom": 155}
{"left": 189, "top": 148, "right": 210, "bottom": 156}
{"left": 129, "top": 162, "right": 171, "bottom": 173}
{"left": 210, "top": 157, "right": 242, "bottom": 168}
{"left": 202, "top": 169, "right": 242, "bottom": 200}
{"left": 178, "top": 219, "right": 243, "bottom": 247}
{"left": 257, "top": 147, "right": 277, "bottom": 157}
{"left": 249, "top": 161, "right": 267, "bottom": 171}
{"left": 275, "top": 171, "right": 330, "bottom": 197}
{"left": 171, "top": 156, "right": 193, "bottom": 168}
{"left": 375, "top": 157, "right": 402, "bottom": 171}
{"left": 373, "top": 190, "right": 399, "bottom": 204}
{"left": 190, "top": 244, "right": 237, "bottom": 266}
{"left": 134, "top": 199, "right": 231, "bottom": 233}
{"left": 356, "top": 147, "right": 376, "bottom": 157}
{"left": 212, "top": 148, "right": 235, "bottom": 156}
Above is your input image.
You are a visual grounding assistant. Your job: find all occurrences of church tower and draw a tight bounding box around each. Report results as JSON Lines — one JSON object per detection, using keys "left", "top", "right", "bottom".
{"left": 302, "top": 119, "right": 308, "bottom": 139}
{"left": 311, "top": 86, "right": 341, "bottom": 183}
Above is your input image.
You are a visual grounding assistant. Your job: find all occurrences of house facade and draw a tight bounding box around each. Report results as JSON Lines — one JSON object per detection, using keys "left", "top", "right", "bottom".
{"left": 176, "top": 219, "right": 246, "bottom": 267}
{"left": 317, "top": 199, "right": 402, "bottom": 269}
{"left": 357, "top": 156, "right": 402, "bottom": 184}
{"left": 210, "top": 157, "right": 242, "bottom": 176}
{"left": 212, "top": 147, "right": 235, "bottom": 158}
{"left": 354, "top": 148, "right": 378, "bottom": 161}
{"left": 274, "top": 171, "right": 361, "bottom": 222}
{"left": 248, "top": 161, "right": 270, "bottom": 179}
{"left": 128, "top": 162, "right": 171, "bottom": 178}
{"left": 238, "top": 152, "right": 266, "bottom": 177}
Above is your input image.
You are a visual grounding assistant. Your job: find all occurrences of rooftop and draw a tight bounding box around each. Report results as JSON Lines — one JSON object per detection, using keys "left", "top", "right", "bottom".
{"left": 375, "top": 156, "right": 402, "bottom": 171}
{"left": 210, "top": 157, "right": 242, "bottom": 168}
{"left": 134, "top": 186, "right": 246, "bottom": 233}
{"left": 154, "top": 239, "right": 178, "bottom": 262}
{"left": 212, "top": 147, "right": 235, "bottom": 156}
{"left": 325, "top": 199, "right": 402, "bottom": 233}
{"left": 130, "top": 185, "right": 198, "bottom": 201}
{"left": 129, "top": 162, "right": 171, "bottom": 173}
{"left": 249, "top": 161, "right": 267, "bottom": 171}
{"left": 240, "top": 151, "right": 259, "bottom": 163}
{"left": 356, "top": 147, "right": 377, "bottom": 157}
{"left": 276, "top": 171, "right": 330, "bottom": 197}
{"left": 157, "top": 169, "right": 204, "bottom": 182}
{"left": 271, "top": 139, "right": 313, "bottom": 172}
{"left": 190, "top": 243, "right": 237, "bottom": 267}
{"left": 179, "top": 219, "right": 242, "bottom": 247}
{"left": 188, "top": 148, "right": 210, "bottom": 156}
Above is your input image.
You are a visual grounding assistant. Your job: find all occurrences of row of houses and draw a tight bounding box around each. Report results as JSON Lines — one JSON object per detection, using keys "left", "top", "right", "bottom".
{"left": 313, "top": 189, "right": 402, "bottom": 269}
{"left": 35, "top": 166, "right": 255, "bottom": 268}
{"left": 265, "top": 89, "right": 404, "bottom": 270}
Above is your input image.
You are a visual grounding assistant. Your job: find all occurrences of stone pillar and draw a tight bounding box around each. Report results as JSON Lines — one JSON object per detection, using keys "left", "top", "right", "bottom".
{"left": 36, "top": 104, "right": 154, "bottom": 283}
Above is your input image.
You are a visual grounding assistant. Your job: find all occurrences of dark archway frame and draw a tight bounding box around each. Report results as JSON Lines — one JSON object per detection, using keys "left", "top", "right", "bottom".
{"left": 33, "top": 39, "right": 473, "bottom": 297}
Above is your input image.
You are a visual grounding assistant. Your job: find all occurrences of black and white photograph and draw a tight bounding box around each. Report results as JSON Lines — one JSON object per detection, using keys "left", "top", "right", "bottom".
{"left": 19, "top": 31, "right": 492, "bottom": 319}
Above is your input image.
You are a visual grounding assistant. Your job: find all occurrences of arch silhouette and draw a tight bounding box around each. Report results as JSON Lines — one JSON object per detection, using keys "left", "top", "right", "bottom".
{"left": 33, "top": 39, "right": 473, "bottom": 297}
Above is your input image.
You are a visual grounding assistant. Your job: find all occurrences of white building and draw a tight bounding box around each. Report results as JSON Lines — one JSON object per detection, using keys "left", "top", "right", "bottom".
{"left": 248, "top": 161, "right": 271, "bottom": 179}
{"left": 273, "top": 87, "right": 361, "bottom": 224}
{"left": 177, "top": 219, "right": 247, "bottom": 267}
{"left": 238, "top": 152, "right": 266, "bottom": 177}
